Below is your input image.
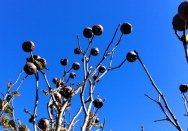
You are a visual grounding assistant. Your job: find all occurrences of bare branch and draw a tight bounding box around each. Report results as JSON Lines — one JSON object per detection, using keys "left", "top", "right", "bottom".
{"left": 137, "top": 52, "right": 183, "bottom": 131}
{"left": 154, "top": 118, "right": 169, "bottom": 123}
{"left": 103, "top": 24, "right": 121, "bottom": 57}
{"left": 108, "top": 58, "right": 127, "bottom": 71}
{"left": 67, "top": 106, "right": 83, "bottom": 131}
{"left": 174, "top": 29, "right": 181, "bottom": 41}
{"left": 181, "top": 93, "right": 188, "bottom": 115}
{"left": 47, "top": 98, "right": 55, "bottom": 128}
{"left": 55, "top": 100, "right": 69, "bottom": 131}
{"left": 33, "top": 73, "right": 39, "bottom": 131}
{"left": 12, "top": 70, "right": 24, "bottom": 87}
{"left": 16, "top": 75, "right": 28, "bottom": 91}
{"left": 77, "top": 35, "right": 81, "bottom": 50}
{"left": 145, "top": 94, "right": 158, "bottom": 103}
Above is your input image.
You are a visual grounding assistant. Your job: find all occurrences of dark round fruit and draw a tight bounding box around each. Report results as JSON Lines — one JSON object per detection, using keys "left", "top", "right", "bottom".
{"left": 126, "top": 51, "right": 137, "bottom": 62}
{"left": 91, "top": 47, "right": 99, "bottom": 56}
{"left": 95, "top": 117, "right": 100, "bottom": 123}
{"left": 38, "top": 118, "right": 49, "bottom": 130}
{"left": 70, "top": 72, "right": 76, "bottom": 79}
{"left": 178, "top": 1, "right": 188, "bottom": 21}
{"left": 24, "top": 62, "right": 37, "bottom": 75}
{"left": 33, "top": 55, "right": 41, "bottom": 60}
{"left": 179, "top": 84, "right": 188, "bottom": 93}
{"left": 52, "top": 77, "right": 58, "bottom": 84}
{"left": 93, "top": 98, "right": 103, "bottom": 109}
{"left": 83, "top": 27, "right": 94, "bottom": 38}
{"left": 120, "top": 22, "right": 132, "bottom": 34}
{"left": 98, "top": 65, "right": 106, "bottom": 73}
{"left": 74, "top": 48, "right": 82, "bottom": 54}
{"left": 172, "top": 14, "right": 188, "bottom": 31}
{"left": 72, "top": 62, "right": 80, "bottom": 70}
{"left": 29, "top": 117, "right": 34, "bottom": 123}
{"left": 93, "top": 74, "right": 98, "bottom": 81}
{"left": 60, "top": 58, "right": 69, "bottom": 66}
{"left": 60, "top": 86, "right": 73, "bottom": 99}
{"left": 22, "top": 40, "right": 35, "bottom": 52}
{"left": 92, "top": 24, "right": 104, "bottom": 36}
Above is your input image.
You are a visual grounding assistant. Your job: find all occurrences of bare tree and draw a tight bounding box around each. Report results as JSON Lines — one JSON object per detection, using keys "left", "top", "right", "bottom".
{"left": 0, "top": 1, "right": 188, "bottom": 131}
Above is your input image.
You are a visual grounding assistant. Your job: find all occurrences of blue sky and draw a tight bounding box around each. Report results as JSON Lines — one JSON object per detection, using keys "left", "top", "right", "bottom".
{"left": 0, "top": 0, "right": 187, "bottom": 130}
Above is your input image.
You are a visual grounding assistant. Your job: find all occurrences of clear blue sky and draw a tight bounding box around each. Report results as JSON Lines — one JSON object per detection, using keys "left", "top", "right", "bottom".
{"left": 0, "top": 0, "right": 187, "bottom": 130}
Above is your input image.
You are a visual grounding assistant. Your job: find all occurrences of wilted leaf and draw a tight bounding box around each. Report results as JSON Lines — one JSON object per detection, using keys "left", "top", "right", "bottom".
{"left": 4, "top": 104, "right": 13, "bottom": 117}
{"left": 1, "top": 116, "right": 9, "bottom": 123}
{"left": 13, "top": 91, "right": 21, "bottom": 96}
{"left": 60, "top": 127, "right": 68, "bottom": 131}
{"left": 18, "top": 124, "right": 30, "bottom": 131}
{"left": 7, "top": 81, "right": 13, "bottom": 89}
{"left": 3, "top": 122, "right": 9, "bottom": 128}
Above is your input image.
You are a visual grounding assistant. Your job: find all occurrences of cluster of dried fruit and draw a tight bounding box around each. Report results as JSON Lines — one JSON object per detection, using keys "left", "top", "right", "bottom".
{"left": 22, "top": 41, "right": 47, "bottom": 75}
{"left": 172, "top": 1, "right": 188, "bottom": 42}
{"left": 19, "top": 22, "right": 135, "bottom": 130}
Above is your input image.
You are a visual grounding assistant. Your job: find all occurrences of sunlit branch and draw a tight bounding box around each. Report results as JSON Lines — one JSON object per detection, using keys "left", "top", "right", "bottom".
{"left": 101, "top": 118, "right": 106, "bottom": 131}
{"left": 16, "top": 75, "right": 28, "bottom": 91}
{"left": 138, "top": 52, "right": 183, "bottom": 131}
{"left": 33, "top": 73, "right": 39, "bottom": 131}
{"left": 109, "top": 51, "right": 114, "bottom": 69}
{"left": 85, "top": 36, "right": 94, "bottom": 55}
{"left": 67, "top": 106, "right": 83, "bottom": 131}
{"left": 94, "top": 70, "right": 107, "bottom": 84}
{"left": 111, "top": 33, "right": 123, "bottom": 52}
{"left": 77, "top": 35, "right": 81, "bottom": 50}
{"left": 181, "top": 93, "right": 188, "bottom": 115}
{"left": 55, "top": 100, "right": 69, "bottom": 131}
{"left": 108, "top": 58, "right": 127, "bottom": 71}
{"left": 145, "top": 94, "right": 176, "bottom": 127}
{"left": 12, "top": 70, "right": 24, "bottom": 87}
{"left": 103, "top": 24, "right": 121, "bottom": 57}
{"left": 40, "top": 70, "right": 59, "bottom": 109}
{"left": 174, "top": 29, "right": 181, "bottom": 41}
{"left": 47, "top": 98, "right": 54, "bottom": 128}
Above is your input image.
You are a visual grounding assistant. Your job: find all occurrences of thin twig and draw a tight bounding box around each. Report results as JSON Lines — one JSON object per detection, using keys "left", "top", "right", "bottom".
{"left": 137, "top": 52, "right": 183, "bottom": 131}
{"left": 174, "top": 30, "right": 181, "bottom": 41}
{"left": 181, "top": 93, "right": 188, "bottom": 115}
{"left": 103, "top": 24, "right": 121, "bottom": 57}
{"left": 145, "top": 94, "right": 176, "bottom": 127}
{"left": 154, "top": 118, "right": 169, "bottom": 122}
{"left": 12, "top": 70, "right": 24, "bottom": 87}
{"left": 108, "top": 58, "right": 127, "bottom": 71}
{"left": 16, "top": 75, "right": 28, "bottom": 91}
{"left": 77, "top": 35, "right": 81, "bottom": 50}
